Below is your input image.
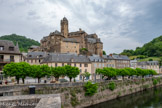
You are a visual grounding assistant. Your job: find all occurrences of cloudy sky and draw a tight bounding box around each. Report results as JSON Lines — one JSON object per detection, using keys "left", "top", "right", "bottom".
{"left": 0, "top": 0, "right": 162, "bottom": 54}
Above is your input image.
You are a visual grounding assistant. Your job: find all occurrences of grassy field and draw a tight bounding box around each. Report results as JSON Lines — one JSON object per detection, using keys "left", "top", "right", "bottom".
{"left": 138, "top": 57, "right": 161, "bottom": 62}
{"left": 129, "top": 56, "right": 161, "bottom": 62}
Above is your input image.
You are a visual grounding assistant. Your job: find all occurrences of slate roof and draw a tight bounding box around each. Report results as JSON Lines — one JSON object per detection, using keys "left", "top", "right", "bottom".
{"left": 102, "top": 55, "right": 114, "bottom": 60}
{"left": 137, "top": 61, "right": 159, "bottom": 65}
{"left": 26, "top": 52, "right": 47, "bottom": 59}
{"left": 112, "top": 55, "right": 130, "bottom": 60}
{"left": 0, "top": 40, "right": 20, "bottom": 54}
{"left": 88, "top": 55, "right": 105, "bottom": 62}
{"left": 42, "top": 53, "right": 90, "bottom": 63}
{"left": 63, "top": 38, "right": 78, "bottom": 43}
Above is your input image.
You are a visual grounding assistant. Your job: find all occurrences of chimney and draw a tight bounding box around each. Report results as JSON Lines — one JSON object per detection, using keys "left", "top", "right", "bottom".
{"left": 79, "top": 28, "right": 82, "bottom": 31}
{"left": 99, "top": 52, "right": 103, "bottom": 57}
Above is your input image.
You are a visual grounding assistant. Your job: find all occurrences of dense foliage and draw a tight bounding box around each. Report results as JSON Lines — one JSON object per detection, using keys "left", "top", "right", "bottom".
{"left": 121, "top": 35, "right": 162, "bottom": 57}
{"left": 64, "top": 65, "right": 80, "bottom": 82}
{"left": 96, "top": 67, "right": 157, "bottom": 80}
{"left": 3, "top": 62, "right": 31, "bottom": 84}
{"left": 84, "top": 81, "right": 98, "bottom": 96}
{"left": 3, "top": 62, "right": 80, "bottom": 84}
{"left": 103, "top": 50, "right": 106, "bottom": 55}
{"left": 108, "top": 81, "right": 116, "bottom": 91}
{"left": 0, "top": 34, "right": 40, "bottom": 52}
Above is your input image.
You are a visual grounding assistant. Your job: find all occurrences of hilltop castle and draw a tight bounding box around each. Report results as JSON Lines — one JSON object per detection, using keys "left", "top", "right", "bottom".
{"left": 29, "top": 17, "right": 103, "bottom": 56}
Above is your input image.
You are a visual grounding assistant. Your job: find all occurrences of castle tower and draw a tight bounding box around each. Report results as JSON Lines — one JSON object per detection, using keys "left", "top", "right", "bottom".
{"left": 61, "top": 17, "right": 69, "bottom": 38}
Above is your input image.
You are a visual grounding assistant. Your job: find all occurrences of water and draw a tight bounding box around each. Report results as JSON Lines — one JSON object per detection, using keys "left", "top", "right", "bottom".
{"left": 86, "top": 86, "right": 162, "bottom": 108}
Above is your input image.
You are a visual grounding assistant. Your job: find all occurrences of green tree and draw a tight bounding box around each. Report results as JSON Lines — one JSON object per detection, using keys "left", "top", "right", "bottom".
{"left": 124, "top": 67, "right": 137, "bottom": 78}
{"left": 30, "top": 65, "right": 49, "bottom": 83}
{"left": 136, "top": 68, "right": 144, "bottom": 77}
{"left": 81, "top": 72, "right": 90, "bottom": 82}
{"left": 51, "top": 66, "right": 66, "bottom": 81}
{"left": 96, "top": 67, "right": 116, "bottom": 80}
{"left": 117, "top": 68, "right": 129, "bottom": 80}
{"left": 65, "top": 65, "right": 80, "bottom": 82}
{"left": 103, "top": 51, "right": 106, "bottom": 55}
{"left": 3, "top": 62, "right": 21, "bottom": 84}
{"left": 148, "top": 69, "right": 157, "bottom": 76}
{"left": 17, "top": 62, "right": 31, "bottom": 84}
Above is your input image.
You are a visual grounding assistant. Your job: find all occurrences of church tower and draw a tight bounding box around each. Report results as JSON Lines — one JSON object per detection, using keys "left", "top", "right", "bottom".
{"left": 61, "top": 17, "right": 69, "bottom": 38}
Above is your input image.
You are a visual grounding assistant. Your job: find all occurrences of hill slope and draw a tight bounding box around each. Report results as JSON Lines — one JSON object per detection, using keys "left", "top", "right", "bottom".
{"left": 121, "top": 35, "right": 162, "bottom": 57}
{"left": 0, "top": 34, "right": 40, "bottom": 52}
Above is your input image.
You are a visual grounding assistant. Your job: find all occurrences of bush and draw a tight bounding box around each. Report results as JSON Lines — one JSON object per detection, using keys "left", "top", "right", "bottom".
{"left": 84, "top": 81, "right": 98, "bottom": 96}
{"left": 153, "top": 79, "right": 158, "bottom": 86}
{"left": 108, "top": 81, "right": 116, "bottom": 91}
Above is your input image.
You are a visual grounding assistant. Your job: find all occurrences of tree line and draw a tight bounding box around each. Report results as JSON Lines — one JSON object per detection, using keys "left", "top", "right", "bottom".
{"left": 120, "top": 35, "right": 162, "bottom": 57}
{"left": 3, "top": 62, "right": 80, "bottom": 84}
{"left": 96, "top": 67, "right": 157, "bottom": 80}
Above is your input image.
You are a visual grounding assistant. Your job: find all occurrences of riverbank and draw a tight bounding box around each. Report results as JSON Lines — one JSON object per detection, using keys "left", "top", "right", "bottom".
{"left": 0, "top": 77, "right": 162, "bottom": 108}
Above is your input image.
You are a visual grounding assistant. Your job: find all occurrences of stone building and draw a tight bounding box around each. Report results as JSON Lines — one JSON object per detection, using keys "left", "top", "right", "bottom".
{"left": 30, "top": 17, "right": 103, "bottom": 56}
{"left": 0, "top": 40, "right": 22, "bottom": 76}
{"left": 137, "top": 61, "right": 160, "bottom": 73}
{"left": 111, "top": 54, "right": 130, "bottom": 69}
{"left": 41, "top": 53, "right": 91, "bottom": 81}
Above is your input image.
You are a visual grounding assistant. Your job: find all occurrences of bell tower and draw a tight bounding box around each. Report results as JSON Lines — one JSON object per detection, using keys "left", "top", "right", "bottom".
{"left": 61, "top": 17, "right": 69, "bottom": 38}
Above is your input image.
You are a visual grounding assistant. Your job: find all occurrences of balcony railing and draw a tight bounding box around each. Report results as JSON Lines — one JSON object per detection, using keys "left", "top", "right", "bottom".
{"left": 0, "top": 59, "right": 15, "bottom": 63}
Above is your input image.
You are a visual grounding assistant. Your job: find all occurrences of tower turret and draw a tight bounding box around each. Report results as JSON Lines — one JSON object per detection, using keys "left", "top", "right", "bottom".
{"left": 61, "top": 17, "right": 69, "bottom": 38}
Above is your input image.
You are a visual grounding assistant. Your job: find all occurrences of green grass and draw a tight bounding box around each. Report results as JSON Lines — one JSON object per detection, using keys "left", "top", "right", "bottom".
{"left": 129, "top": 56, "right": 138, "bottom": 60}
{"left": 129, "top": 56, "right": 161, "bottom": 62}
{"left": 138, "top": 57, "right": 160, "bottom": 62}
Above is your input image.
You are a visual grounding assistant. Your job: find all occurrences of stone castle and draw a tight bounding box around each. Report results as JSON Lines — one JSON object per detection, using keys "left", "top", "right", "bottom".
{"left": 29, "top": 17, "right": 103, "bottom": 56}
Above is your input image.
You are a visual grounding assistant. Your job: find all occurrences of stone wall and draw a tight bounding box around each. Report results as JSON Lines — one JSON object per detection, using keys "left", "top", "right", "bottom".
{"left": 0, "top": 77, "right": 162, "bottom": 108}
{"left": 0, "top": 94, "right": 61, "bottom": 108}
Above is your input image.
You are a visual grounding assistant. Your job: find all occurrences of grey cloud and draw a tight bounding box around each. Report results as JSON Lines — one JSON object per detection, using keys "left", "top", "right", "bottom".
{"left": 0, "top": 0, "right": 161, "bottom": 53}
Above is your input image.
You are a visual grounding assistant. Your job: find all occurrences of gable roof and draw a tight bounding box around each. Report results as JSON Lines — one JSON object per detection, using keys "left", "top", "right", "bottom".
{"left": 42, "top": 53, "right": 90, "bottom": 63}
{"left": 0, "top": 40, "right": 20, "bottom": 54}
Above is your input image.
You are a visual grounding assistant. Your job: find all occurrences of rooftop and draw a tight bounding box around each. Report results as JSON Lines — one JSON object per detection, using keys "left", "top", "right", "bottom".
{"left": 0, "top": 40, "right": 20, "bottom": 54}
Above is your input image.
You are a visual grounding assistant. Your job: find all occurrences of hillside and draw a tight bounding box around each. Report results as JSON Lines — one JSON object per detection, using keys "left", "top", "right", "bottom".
{"left": 121, "top": 35, "right": 162, "bottom": 57}
{"left": 0, "top": 34, "right": 40, "bottom": 52}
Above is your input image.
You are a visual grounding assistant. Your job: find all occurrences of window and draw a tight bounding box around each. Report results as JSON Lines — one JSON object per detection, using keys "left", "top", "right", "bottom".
{"left": 80, "top": 63, "right": 82, "bottom": 67}
{"left": 74, "top": 63, "right": 76, "bottom": 67}
{"left": 39, "top": 55, "right": 43, "bottom": 57}
{"left": 80, "top": 75, "right": 82, "bottom": 80}
{"left": 55, "top": 63, "right": 57, "bottom": 67}
{"left": 94, "top": 63, "right": 97, "bottom": 67}
{"left": 62, "top": 63, "right": 64, "bottom": 66}
{"left": 0, "top": 55, "right": 4, "bottom": 61}
{"left": 0, "top": 46, "right": 4, "bottom": 51}
{"left": 9, "top": 47, "right": 14, "bottom": 51}
{"left": 80, "top": 69, "right": 82, "bottom": 73}
{"left": 85, "top": 69, "right": 87, "bottom": 72}
{"left": 10, "top": 56, "right": 14, "bottom": 62}
{"left": 31, "top": 60, "right": 33, "bottom": 63}
{"left": 84, "top": 63, "right": 88, "bottom": 67}
{"left": 29, "top": 55, "right": 32, "bottom": 57}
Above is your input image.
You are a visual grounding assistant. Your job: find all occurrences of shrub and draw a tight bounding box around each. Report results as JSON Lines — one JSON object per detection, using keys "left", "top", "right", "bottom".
{"left": 84, "top": 81, "right": 98, "bottom": 96}
{"left": 152, "top": 79, "right": 158, "bottom": 86}
{"left": 108, "top": 81, "right": 116, "bottom": 91}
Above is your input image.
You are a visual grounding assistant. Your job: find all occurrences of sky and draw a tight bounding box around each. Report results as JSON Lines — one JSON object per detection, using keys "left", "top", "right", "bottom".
{"left": 0, "top": 0, "right": 162, "bottom": 54}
